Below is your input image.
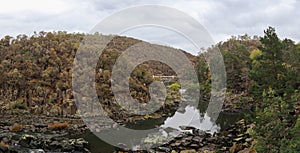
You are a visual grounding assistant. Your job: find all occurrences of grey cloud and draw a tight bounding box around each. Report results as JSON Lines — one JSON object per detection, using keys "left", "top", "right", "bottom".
{"left": 201, "top": 0, "right": 300, "bottom": 42}
{"left": 0, "top": 0, "right": 299, "bottom": 54}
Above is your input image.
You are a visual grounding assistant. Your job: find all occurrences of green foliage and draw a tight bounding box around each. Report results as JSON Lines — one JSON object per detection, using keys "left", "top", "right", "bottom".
{"left": 284, "top": 118, "right": 300, "bottom": 152}
{"left": 250, "top": 49, "right": 262, "bottom": 60}
{"left": 169, "top": 83, "right": 180, "bottom": 91}
{"left": 49, "top": 98, "right": 56, "bottom": 104}
{"left": 253, "top": 89, "right": 299, "bottom": 152}
{"left": 250, "top": 27, "right": 294, "bottom": 99}
{"left": 215, "top": 35, "right": 257, "bottom": 93}
{"left": 249, "top": 27, "right": 300, "bottom": 152}
{"left": 248, "top": 26, "right": 300, "bottom": 126}
{"left": 197, "top": 54, "right": 211, "bottom": 98}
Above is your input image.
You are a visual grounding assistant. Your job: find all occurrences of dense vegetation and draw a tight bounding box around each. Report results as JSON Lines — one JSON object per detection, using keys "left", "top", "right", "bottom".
{"left": 198, "top": 27, "right": 299, "bottom": 152}
{"left": 249, "top": 27, "right": 300, "bottom": 152}
{"left": 0, "top": 32, "right": 195, "bottom": 117}
{"left": 0, "top": 27, "right": 299, "bottom": 152}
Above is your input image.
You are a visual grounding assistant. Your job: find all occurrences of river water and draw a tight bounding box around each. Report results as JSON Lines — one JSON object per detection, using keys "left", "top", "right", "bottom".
{"left": 75, "top": 102, "right": 248, "bottom": 153}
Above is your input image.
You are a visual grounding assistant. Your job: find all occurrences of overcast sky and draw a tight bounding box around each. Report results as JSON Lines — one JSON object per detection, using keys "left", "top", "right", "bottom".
{"left": 1, "top": 0, "right": 299, "bottom": 54}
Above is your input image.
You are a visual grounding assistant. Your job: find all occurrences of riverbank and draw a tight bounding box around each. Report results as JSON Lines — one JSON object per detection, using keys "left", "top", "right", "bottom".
{"left": 0, "top": 107, "right": 255, "bottom": 153}
{"left": 0, "top": 111, "right": 255, "bottom": 153}
{"left": 0, "top": 91, "right": 256, "bottom": 152}
{"left": 118, "top": 119, "right": 255, "bottom": 153}
{"left": 0, "top": 111, "right": 91, "bottom": 152}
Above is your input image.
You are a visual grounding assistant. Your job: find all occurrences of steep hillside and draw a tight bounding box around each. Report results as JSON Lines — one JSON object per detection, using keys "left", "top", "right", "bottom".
{"left": 0, "top": 32, "right": 198, "bottom": 117}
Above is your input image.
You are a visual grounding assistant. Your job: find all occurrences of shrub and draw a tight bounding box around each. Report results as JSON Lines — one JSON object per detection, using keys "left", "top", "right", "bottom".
{"left": 48, "top": 122, "right": 69, "bottom": 130}
{"left": 169, "top": 83, "right": 180, "bottom": 91}
{"left": 10, "top": 123, "right": 23, "bottom": 132}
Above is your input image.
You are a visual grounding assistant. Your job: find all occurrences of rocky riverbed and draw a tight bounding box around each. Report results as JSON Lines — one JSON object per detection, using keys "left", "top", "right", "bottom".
{"left": 0, "top": 108, "right": 255, "bottom": 153}
{"left": 0, "top": 111, "right": 92, "bottom": 152}
{"left": 0, "top": 93, "right": 255, "bottom": 153}
{"left": 113, "top": 119, "right": 255, "bottom": 153}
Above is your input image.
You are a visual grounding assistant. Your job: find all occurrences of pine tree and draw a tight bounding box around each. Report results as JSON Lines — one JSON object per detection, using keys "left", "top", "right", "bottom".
{"left": 251, "top": 27, "right": 300, "bottom": 153}
{"left": 250, "top": 27, "right": 287, "bottom": 99}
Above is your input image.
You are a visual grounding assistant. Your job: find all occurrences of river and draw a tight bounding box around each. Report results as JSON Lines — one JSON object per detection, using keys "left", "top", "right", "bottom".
{"left": 74, "top": 102, "right": 248, "bottom": 153}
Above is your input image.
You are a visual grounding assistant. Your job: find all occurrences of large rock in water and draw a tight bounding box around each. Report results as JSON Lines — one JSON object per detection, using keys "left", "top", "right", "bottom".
{"left": 179, "top": 126, "right": 196, "bottom": 130}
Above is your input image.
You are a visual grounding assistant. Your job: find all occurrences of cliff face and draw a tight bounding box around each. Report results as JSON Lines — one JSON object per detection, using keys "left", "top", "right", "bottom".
{"left": 0, "top": 32, "right": 198, "bottom": 116}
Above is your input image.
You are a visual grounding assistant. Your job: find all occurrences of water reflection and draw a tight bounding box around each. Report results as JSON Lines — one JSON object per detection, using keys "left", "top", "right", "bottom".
{"left": 78, "top": 101, "right": 247, "bottom": 152}
{"left": 161, "top": 105, "right": 220, "bottom": 134}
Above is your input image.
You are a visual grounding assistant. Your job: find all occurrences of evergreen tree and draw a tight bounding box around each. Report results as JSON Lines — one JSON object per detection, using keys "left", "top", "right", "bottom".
{"left": 250, "top": 27, "right": 287, "bottom": 99}
{"left": 251, "top": 27, "right": 300, "bottom": 153}
{"left": 253, "top": 89, "right": 300, "bottom": 153}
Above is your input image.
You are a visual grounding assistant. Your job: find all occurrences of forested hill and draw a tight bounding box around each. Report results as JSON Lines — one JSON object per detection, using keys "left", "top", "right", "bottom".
{"left": 1, "top": 30, "right": 299, "bottom": 110}
{"left": 0, "top": 32, "right": 198, "bottom": 111}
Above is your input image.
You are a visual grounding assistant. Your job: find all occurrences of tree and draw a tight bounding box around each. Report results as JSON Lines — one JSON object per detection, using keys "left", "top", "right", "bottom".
{"left": 282, "top": 39, "right": 300, "bottom": 93}
{"left": 250, "top": 27, "right": 287, "bottom": 99}
{"left": 253, "top": 89, "right": 299, "bottom": 152}
{"left": 197, "top": 54, "right": 211, "bottom": 100}
{"left": 251, "top": 27, "right": 300, "bottom": 153}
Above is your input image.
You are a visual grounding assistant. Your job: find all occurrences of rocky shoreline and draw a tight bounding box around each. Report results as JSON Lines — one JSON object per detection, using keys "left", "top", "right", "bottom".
{"left": 0, "top": 92, "right": 255, "bottom": 153}
{"left": 0, "top": 108, "right": 255, "bottom": 153}
{"left": 0, "top": 112, "right": 91, "bottom": 152}
{"left": 113, "top": 119, "right": 254, "bottom": 153}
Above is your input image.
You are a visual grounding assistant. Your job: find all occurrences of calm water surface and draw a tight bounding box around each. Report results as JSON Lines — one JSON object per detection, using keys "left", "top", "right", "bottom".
{"left": 76, "top": 102, "right": 249, "bottom": 153}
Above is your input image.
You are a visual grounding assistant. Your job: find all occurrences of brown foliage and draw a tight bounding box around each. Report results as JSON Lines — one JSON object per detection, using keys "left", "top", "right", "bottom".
{"left": 0, "top": 141, "right": 9, "bottom": 149}
{"left": 48, "top": 122, "right": 69, "bottom": 130}
{"left": 9, "top": 123, "right": 22, "bottom": 132}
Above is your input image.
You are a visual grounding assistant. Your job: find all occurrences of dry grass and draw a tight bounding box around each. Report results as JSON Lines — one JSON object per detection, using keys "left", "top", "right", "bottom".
{"left": 9, "top": 123, "right": 22, "bottom": 132}
{"left": 48, "top": 122, "right": 69, "bottom": 130}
